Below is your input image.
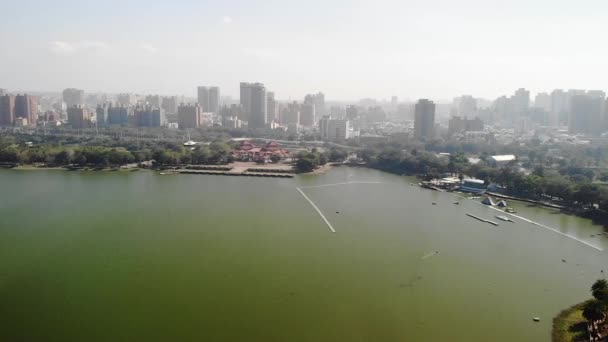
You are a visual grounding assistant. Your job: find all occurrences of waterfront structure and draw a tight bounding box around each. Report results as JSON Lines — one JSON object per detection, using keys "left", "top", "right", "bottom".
{"left": 63, "top": 88, "right": 85, "bottom": 108}
{"left": 133, "top": 106, "right": 165, "bottom": 127}
{"left": 241, "top": 83, "right": 267, "bottom": 129}
{"left": 414, "top": 99, "right": 435, "bottom": 140}
{"left": 0, "top": 94, "right": 15, "bottom": 126}
{"left": 67, "top": 105, "right": 92, "bottom": 129}
{"left": 319, "top": 116, "right": 356, "bottom": 141}
{"left": 14, "top": 94, "right": 38, "bottom": 126}
{"left": 459, "top": 179, "right": 486, "bottom": 193}
{"left": 177, "top": 103, "right": 203, "bottom": 129}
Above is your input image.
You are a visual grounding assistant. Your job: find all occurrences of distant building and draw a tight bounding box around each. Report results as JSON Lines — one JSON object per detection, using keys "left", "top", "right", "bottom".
{"left": 448, "top": 116, "right": 484, "bottom": 136}
{"left": 96, "top": 104, "right": 108, "bottom": 126}
{"left": 455, "top": 95, "right": 477, "bottom": 117}
{"left": 319, "top": 116, "right": 356, "bottom": 141}
{"left": 346, "top": 105, "right": 358, "bottom": 120}
{"left": 300, "top": 103, "right": 316, "bottom": 127}
{"left": 63, "top": 88, "right": 85, "bottom": 108}
{"left": 161, "top": 96, "right": 178, "bottom": 115}
{"left": 145, "top": 95, "right": 162, "bottom": 108}
{"left": 117, "top": 93, "right": 137, "bottom": 107}
{"left": 414, "top": 99, "right": 435, "bottom": 140}
{"left": 177, "top": 103, "right": 203, "bottom": 129}
{"left": 489, "top": 155, "right": 517, "bottom": 167}
{"left": 208, "top": 87, "right": 220, "bottom": 113}
{"left": 134, "top": 106, "right": 165, "bottom": 127}
{"left": 0, "top": 89, "right": 6, "bottom": 96}
{"left": 222, "top": 115, "right": 242, "bottom": 129}
{"left": 14, "top": 94, "right": 38, "bottom": 126}
{"left": 534, "top": 92, "right": 551, "bottom": 112}
{"left": 67, "top": 105, "right": 92, "bottom": 129}
{"left": 0, "top": 95, "right": 16, "bottom": 126}
{"left": 241, "top": 83, "right": 267, "bottom": 129}
{"left": 304, "top": 92, "right": 325, "bottom": 117}
{"left": 569, "top": 94, "right": 604, "bottom": 135}
{"left": 107, "top": 105, "right": 129, "bottom": 125}
{"left": 267, "top": 92, "right": 278, "bottom": 123}
{"left": 280, "top": 102, "right": 300, "bottom": 125}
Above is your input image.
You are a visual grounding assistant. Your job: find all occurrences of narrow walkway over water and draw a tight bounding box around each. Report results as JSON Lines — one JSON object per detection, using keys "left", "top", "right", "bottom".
{"left": 296, "top": 188, "right": 336, "bottom": 233}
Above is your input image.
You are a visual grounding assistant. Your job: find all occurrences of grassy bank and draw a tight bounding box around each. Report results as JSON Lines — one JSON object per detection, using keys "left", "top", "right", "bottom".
{"left": 552, "top": 301, "right": 588, "bottom": 342}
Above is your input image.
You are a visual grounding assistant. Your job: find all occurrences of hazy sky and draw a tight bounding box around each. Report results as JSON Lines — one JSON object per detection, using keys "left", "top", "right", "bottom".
{"left": 1, "top": 0, "right": 608, "bottom": 101}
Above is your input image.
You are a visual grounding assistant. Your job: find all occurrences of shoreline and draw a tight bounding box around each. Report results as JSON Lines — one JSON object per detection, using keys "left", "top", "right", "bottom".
{"left": 552, "top": 301, "right": 588, "bottom": 342}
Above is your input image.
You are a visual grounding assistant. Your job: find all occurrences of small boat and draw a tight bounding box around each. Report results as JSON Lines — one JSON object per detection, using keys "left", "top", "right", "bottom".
{"left": 432, "top": 202, "right": 437, "bottom": 205}
{"left": 495, "top": 215, "right": 514, "bottom": 222}
{"left": 486, "top": 220, "right": 499, "bottom": 226}
{"left": 453, "top": 202, "right": 460, "bottom": 205}
{"left": 533, "top": 317, "right": 540, "bottom": 322}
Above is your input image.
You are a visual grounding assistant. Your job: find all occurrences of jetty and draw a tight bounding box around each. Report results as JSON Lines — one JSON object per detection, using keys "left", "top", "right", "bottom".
{"left": 466, "top": 213, "right": 499, "bottom": 227}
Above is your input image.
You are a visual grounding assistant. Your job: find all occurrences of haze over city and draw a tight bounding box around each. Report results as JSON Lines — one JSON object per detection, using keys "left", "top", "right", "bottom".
{"left": 2, "top": 0, "right": 608, "bottom": 100}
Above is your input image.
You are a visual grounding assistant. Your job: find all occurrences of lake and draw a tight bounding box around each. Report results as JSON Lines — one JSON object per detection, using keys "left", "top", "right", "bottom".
{"left": 0, "top": 167, "right": 606, "bottom": 341}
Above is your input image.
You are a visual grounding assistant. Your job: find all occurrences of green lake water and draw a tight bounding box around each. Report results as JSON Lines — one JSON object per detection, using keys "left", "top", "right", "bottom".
{"left": 0, "top": 167, "right": 606, "bottom": 341}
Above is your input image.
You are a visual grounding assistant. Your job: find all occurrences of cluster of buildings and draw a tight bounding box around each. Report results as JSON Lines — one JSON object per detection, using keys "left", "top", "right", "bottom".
{"left": 231, "top": 140, "right": 291, "bottom": 163}
{"left": 0, "top": 94, "right": 39, "bottom": 127}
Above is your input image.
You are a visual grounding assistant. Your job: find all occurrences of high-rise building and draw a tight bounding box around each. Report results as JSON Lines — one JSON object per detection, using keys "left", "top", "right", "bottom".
{"left": 280, "top": 102, "right": 300, "bottom": 125}
{"left": 14, "top": 94, "right": 38, "bottom": 126}
{"left": 209, "top": 87, "right": 220, "bottom": 113}
{"left": 304, "top": 92, "right": 325, "bottom": 117}
{"left": 534, "top": 92, "right": 551, "bottom": 112}
{"left": 67, "top": 105, "right": 92, "bottom": 129}
{"left": 134, "top": 106, "right": 165, "bottom": 127}
{"left": 550, "top": 89, "right": 567, "bottom": 126}
{"left": 117, "top": 93, "right": 137, "bottom": 107}
{"left": 511, "top": 88, "right": 530, "bottom": 116}
{"left": 0, "top": 95, "right": 15, "bottom": 126}
{"left": 569, "top": 94, "right": 604, "bottom": 135}
{"left": 177, "top": 103, "right": 203, "bottom": 129}
{"left": 319, "top": 116, "right": 355, "bottom": 141}
{"left": 145, "top": 95, "right": 162, "bottom": 108}
{"left": 455, "top": 95, "right": 477, "bottom": 118}
{"left": 96, "top": 104, "right": 108, "bottom": 126}
{"left": 300, "top": 103, "right": 316, "bottom": 127}
{"left": 242, "top": 83, "right": 267, "bottom": 129}
{"left": 414, "top": 99, "right": 435, "bottom": 140}
{"left": 197, "top": 86, "right": 209, "bottom": 112}
{"left": 267, "top": 92, "right": 278, "bottom": 123}
{"left": 346, "top": 105, "right": 358, "bottom": 120}
{"left": 63, "top": 88, "right": 85, "bottom": 108}
{"left": 0, "top": 89, "right": 6, "bottom": 96}
{"left": 107, "top": 104, "right": 129, "bottom": 125}
{"left": 161, "top": 96, "right": 178, "bottom": 115}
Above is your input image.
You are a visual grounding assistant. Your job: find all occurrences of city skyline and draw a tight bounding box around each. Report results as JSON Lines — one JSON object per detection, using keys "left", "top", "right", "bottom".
{"left": 2, "top": 0, "right": 608, "bottom": 100}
